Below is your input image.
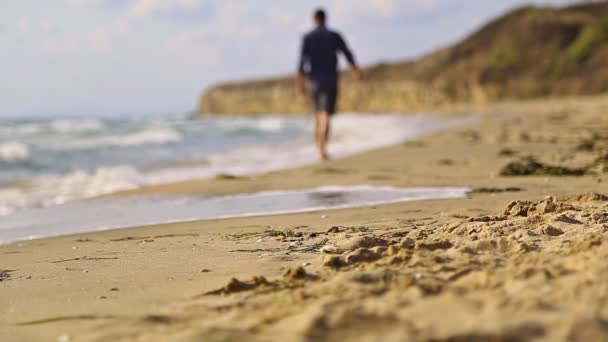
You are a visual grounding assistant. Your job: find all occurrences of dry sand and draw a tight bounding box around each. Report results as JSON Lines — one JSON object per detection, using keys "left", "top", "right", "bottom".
{"left": 1, "top": 95, "right": 608, "bottom": 341}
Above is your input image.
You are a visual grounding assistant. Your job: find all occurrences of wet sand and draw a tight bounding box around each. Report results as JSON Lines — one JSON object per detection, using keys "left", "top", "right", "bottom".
{"left": 1, "top": 95, "right": 608, "bottom": 341}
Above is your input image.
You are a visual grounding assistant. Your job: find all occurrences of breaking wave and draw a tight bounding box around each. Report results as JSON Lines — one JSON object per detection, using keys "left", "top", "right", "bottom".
{"left": 0, "top": 141, "right": 30, "bottom": 163}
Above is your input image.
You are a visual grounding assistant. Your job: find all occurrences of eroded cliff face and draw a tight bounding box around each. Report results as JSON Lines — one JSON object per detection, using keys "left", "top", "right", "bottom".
{"left": 197, "top": 2, "right": 608, "bottom": 115}
{"left": 198, "top": 79, "right": 464, "bottom": 115}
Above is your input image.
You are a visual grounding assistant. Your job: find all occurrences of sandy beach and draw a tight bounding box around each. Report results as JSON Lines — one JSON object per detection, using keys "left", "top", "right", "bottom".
{"left": 2, "top": 96, "right": 608, "bottom": 341}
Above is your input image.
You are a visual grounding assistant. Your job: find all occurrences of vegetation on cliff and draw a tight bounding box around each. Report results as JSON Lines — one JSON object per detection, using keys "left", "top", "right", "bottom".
{"left": 198, "top": 2, "right": 608, "bottom": 114}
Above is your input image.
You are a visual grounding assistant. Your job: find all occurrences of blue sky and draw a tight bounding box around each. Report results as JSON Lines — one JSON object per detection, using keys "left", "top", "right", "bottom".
{"left": 1, "top": 0, "right": 578, "bottom": 117}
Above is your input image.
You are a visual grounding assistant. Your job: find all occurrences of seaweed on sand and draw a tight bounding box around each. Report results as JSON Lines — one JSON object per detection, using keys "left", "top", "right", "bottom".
{"left": 215, "top": 173, "right": 240, "bottom": 180}
{"left": 225, "top": 228, "right": 308, "bottom": 241}
{"left": 0, "top": 269, "right": 15, "bottom": 282}
{"left": 576, "top": 133, "right": 608, "bottom": 151}
{"left": 500, "top": 157, "right": 587, "bottom": 176}
{"left": 471, "top": 187, "right": 523, "bottom": 194}
{"left": 17, "top": 315, "right": 116, "bottom": 326}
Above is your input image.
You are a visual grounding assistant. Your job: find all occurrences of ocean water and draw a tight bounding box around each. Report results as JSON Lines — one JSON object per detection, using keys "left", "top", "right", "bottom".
{"left": 0, "top": 113, "right": 475, "bottom": 243}
{"left": 0, "top": 113, "right": 474, "bottom": 216}
{"left": 0, "top": 186, "right": 470, "bottom": 244}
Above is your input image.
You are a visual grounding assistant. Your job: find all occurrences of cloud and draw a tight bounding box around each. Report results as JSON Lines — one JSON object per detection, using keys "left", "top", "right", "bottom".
{"left": 65, "top": 0, "right": 127, "bottom": 8}
{"left": 2, "top": 0, "right": 583, "bottom": 116}
{"left": 126, "top": 0, "right": 211, "bottom": 19}
{"left": 332, "top": 0, "right": 459, "bottom": 22}
{"left": 333, "top": 0, "right": 399, "bottom": 18}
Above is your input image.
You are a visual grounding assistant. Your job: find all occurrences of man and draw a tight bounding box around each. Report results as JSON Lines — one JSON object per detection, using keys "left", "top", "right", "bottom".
{"left": 297, "top": 8, "right": 361, "bottom": 161}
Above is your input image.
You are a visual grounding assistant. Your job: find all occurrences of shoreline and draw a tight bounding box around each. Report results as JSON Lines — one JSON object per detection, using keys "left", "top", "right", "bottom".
{"left": 2, "top": 96, "right": 608, "bottom": 341}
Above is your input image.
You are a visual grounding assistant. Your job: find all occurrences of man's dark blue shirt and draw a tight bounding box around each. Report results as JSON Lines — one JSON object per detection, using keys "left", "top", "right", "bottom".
{"left": 298, "top": 26, "right": 356, "bottom": 83}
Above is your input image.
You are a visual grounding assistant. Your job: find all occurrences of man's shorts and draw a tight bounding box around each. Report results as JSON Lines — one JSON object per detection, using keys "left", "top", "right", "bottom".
{"left": 309, "top": 80, "right": 338, "bottom": 114}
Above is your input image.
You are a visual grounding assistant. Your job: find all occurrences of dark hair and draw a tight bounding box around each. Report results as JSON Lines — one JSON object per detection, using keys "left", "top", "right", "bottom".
{"left": 314, "top": 9, "right": 326, "bottom": 24}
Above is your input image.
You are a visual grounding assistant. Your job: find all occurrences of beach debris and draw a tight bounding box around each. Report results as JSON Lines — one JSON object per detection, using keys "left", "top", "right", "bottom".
{"left": 231, "top": 248, "right": 282, "bottom": 254}
{"left": 438, "top": 158, "right": 455, "bottom": 166}
{"left": 143, "top": 315, "right": 175, "bottom": 325}
{"left": 320, "top": 245, "right": 338, "bottom": 254}
{"left": 348, "top": 226, "right": 370, "bottom": 233}
{"left": 0, "top": 269, "right": 13, "bottom": 282}
{"left": 51, "top": 256, "right": 119, "bottom": 264}
{"left": 110, "top": 233, "right": 199, "bottom": 242}
{"left": 321, "top": 215, "right": 328, "bottom": 219}
{"left": 215, "top": 173, "right": 239, "bottom": 180}
{"left": 302, "top": 262, "right": 311, "bottom": 267}
{"left": 289, "top": 241, "right": 303, "bottom": 247}
{"left": 500, "top": 157, "right": 586, "bottom": 176}
{"left": 328, "top": 225, "right": 373, "bottom": 234}
{"left": 17, "top": 315, "right": 116, "bottom": 326}
{"left": 267, "top": 229, "right": 304, "bottom": 238}
{"left": 226, "top": 228, "right": 304, "bottom": 241}
{"left": 200, "top": 269, "right": 212, "bottom": 273}
{"left": 65, "top": 267, "right": 88, "bottom": 273}
{"left": 203, "top": 276, "right": 273, "bottom": 296}
{"left": 576, "top": 133, "right": 607, "bottom": 151}
{"left": 471, "top": 187, "right": 523, "bottom": 194}
{"left": 328, "top": 226, "right": 342, "bottom": 233}
{"left": 109, "top": 287, "right": 120, "bottom": 291}
{"left": 290, "top": 239, "right": 329, "bottom": 253}
{"left": 498, "top": 148, "right": 518, "bottom": 157}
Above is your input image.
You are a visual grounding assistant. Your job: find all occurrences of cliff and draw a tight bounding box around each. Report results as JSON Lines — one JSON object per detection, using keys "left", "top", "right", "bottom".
{"left": 197, "top": 2, "right": 608, "bottom": 115}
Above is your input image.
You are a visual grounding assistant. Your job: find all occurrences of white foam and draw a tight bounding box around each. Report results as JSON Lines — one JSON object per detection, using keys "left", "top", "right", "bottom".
{"left": 0, "top": 186, "right": 471, "bottom": 244}
{"left": 116, "top": 128, "right": 182, "bottom": 146}
{"left": 0, "top": 114, "right": 477, "bottom": 217}
{"left": 0, "top": 166, "right": 142, "bottom": 215}
{"left": 0, "top": 119, "right": 105, "bottom": 137}
{"left": 0, "top": 141, "right": 30, "bottom": 162}
{"left": 218, "top": 117, "right": 286, "bottom": 133}
{"left": 42, "top": 127, "right": 183, "bottom": 151}
{"left": 142, "top": 114, "right": 477, "bottom": 184}
{"left": 49, "top": 119, "right": 105, "bottom": 133}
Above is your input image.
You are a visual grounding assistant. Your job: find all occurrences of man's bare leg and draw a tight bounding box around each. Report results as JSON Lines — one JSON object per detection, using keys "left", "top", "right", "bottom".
{"left": 315, "top": 111, "right": 330, "bottom": 161}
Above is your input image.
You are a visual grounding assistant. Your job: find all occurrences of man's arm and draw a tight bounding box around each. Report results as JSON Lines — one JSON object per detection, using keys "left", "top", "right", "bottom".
{"left": 297, "top": 36, "right": 309, "bottom": 95}
{"left": 337, "top": 33, "right": 362, "bottom": 80}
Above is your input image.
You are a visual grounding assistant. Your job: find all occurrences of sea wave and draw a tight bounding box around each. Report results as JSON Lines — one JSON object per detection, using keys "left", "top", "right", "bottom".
{"left": 0, "top": 142, "right": 30, "bottom": 162}
{"left": 42, "top": 127, "right": 183, "bottom": 151}
{"left": 114, "top": 128, "right": 182, "bottom": 147}
{"left": 218, "top": 117, "right": 286, "bottom": 133}
{"left": 0, "top": 119, "right": 105, "bottom": 137}
{"left": 0, "top": 166, "right": 142, "bottom": 216}
{"left": 49, "top": 119, "right": 105, "bottom": 134}
{"left": 0, "top": 113, "right": 477, "bottom": 217}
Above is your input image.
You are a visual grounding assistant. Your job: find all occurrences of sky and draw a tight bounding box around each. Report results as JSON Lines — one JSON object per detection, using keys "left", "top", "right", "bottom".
{"left": 0, "top": 0, "right": 580, "bottom": 117}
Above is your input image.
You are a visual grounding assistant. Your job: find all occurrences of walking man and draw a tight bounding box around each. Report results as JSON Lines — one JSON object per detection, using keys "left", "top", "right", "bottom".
{"left": 297, "top": 8, "right": 361, "bottom": 161}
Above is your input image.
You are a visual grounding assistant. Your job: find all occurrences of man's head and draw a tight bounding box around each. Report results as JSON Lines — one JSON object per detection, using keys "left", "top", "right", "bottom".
{"left": 314, "top": 9, "right": 326, "bottom": 26}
